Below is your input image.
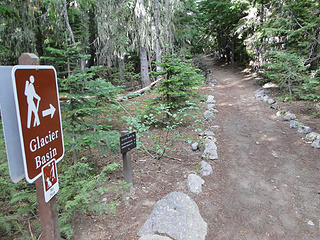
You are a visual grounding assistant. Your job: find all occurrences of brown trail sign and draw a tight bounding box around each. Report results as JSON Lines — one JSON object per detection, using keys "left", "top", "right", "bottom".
{"left": 12, "top": 66, "right": 64, "bottom": 183}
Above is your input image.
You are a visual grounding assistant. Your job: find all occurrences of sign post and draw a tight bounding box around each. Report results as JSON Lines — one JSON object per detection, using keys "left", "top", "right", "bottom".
{"left": 18, "top": 53, "right": 61, "bottom": 240}
{"left": 120, "top": 131, "right": 136, "bottom": 185}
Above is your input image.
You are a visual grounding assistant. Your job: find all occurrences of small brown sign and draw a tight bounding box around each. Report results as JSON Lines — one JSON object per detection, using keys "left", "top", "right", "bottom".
{"left": 12, "top": 66, "right": 64, "bottom": 183}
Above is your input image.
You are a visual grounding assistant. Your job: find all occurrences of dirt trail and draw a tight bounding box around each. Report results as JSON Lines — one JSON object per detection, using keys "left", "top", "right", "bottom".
{"left": 200, "top": 59, "right": 320, "bottom": 239}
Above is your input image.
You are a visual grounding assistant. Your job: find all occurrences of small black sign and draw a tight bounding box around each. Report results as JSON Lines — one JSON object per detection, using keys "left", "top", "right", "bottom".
{"left": 120, "top": 132, "right": 136, "bottom": 154}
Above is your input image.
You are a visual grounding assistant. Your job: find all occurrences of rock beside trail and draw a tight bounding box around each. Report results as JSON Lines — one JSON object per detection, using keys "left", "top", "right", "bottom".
{"left": 187, "top": 174, "right": 205, "bottom": 194}
{"left": 306, "top": 132, "right": 320, "bottom": 142}
{"left": 210, "top": 125, "right": 219, "bottom": 131}
{"left": 191, "top": 142, "right": 199, "bottom": 151}
{"left": 262, "top": 95, "right": 269, "bottom": 103}
{"left": 207, "top": 79, "right": 217, "bottom": 86}
{"left": 203, "top": 110, "right": 215, "bottom": 120}
{"left": 267, "top": 98, "right": 276, "bottom": 105}
{"left": 298, "top": 125, "right": 311, "bottom": 134}
{"left": 206, "top": 95, "right": 215, "bottom": 103}
{"left": 199, "top": 161, "right": 213, "bottom": 177}
{"left": 289, "top": 120, "right": 302, "bottom": 129}
{"left": 139, "top": 235, "right": 173, "bottom": 240}
{"left": 270, "top": 103, "right": 280, "bottom": 110}
{"left": 283, "top": 112, "right": 296, "bottom": 121}
{"left": 202, "top": 138, "right": 218, "bottom": 160}
{"left": 262, "top": 82, "right": 279, "bottom": 89}
{"left": 207, "top": 104, "right": 217, "bottom": 109}
{"left": 276, "top": 110, "right": 286, "bottom": 117}
{"left": 254, "top": 89, "right": 270, "bottom": 99}
{"left": 138, "top": 192, "right": 207, "bottom": 240}
{"left": 199, "top": 130, "right": 215, "bottom": 137}
{"left": 311, "top": 139, "right": 320, "bottom": 149}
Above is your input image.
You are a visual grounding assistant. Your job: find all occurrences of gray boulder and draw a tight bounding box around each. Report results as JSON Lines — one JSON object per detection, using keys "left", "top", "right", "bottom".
{"left": 298, "top": 125, "right": 311, "bottom": 134}
{"left": 262, "top": 82, "right": 279, "bottom": 89}
{"left": 204, "top": 130, "right": 215, "bottom": 137}
{"left": 306, "top": 132, "right": 320, "bottom": 142}
{"left": 206, "top": 95, "right": 215, "bottom": 103}
{"left": 203, "top": 110, "right": 214, "bottom": 120}
{"left": 199, "top": 161, "right": 213, "bottom": 176}
{"left": 138, "top": 192, "right": 207, "bottom": 240}
{"left": 276, "top": 110, "right": 286, "bottom": 117}
{"left": 199, "top": 130, "right": 215, "bottom": 137}
{"left": 210, "top": 125, "right": 219, "bottom": 131}
{"left": 202, "top": 138, "right": 218, "bottom": 160}
{"left": 254, "top": 89, "right": 270, "bottom": 99}
{"left": 283, "top": 112, "right": 296, "bottom": 121}
{"left": 311, "top": 139, "right": 320, "bottom": 149}
{"left": 139, "top": 235, "right": 173, "bottom": 240}
{"left": 262, "top": 95, "right": 269, "bottom": 103}
{"left": 267, "top": 98, "right": 276, "bottom": 104}
{"left": 187, "top": 174, "right": 205, "bottom": 194}
{"left": 191, "top": 142, "right": 199, "bottom": 151}
{"left": 270, "top": 103, "right": 280, "bottom": 110}
{"left": 207, "top": 104, "right": 217, "bottom": 109}
{"left": 289, "top": 120, "right": 302, "bottom": 129}
{"left": 211, "top": 79, "right": 218, "bottom": 85}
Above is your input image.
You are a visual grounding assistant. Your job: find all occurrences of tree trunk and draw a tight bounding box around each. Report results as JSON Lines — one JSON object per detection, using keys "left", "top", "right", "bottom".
{"left": 231, "top": 37, "right": 235, "bottom": 65}
{"left": 155, "top": 0, "right": 163, "bottom": 73}
{"left": 259, "top": 0, "right": 265, "bottom": 67}
{"left": 148, "top": 49, "right": 152, "bottom": 73}
{"left": 80, "top": 54, "right": 86, "bottom": 70}
{"left": 88, "top": 5, "right": 97, "bottom": 67}
{"left": 118, "top": 55, "right": 125, "bottom": 82}
{"left": 62, "top": 0, "right": 75, "bottom": 44}
{"left": 107, "top": 55, "right": 112, "bottom": 67}
{"left": 165, "top": 0, "right": 173, "bottom": 55}
{"left": 140, "top": 46, "right": 151, "bottom": 87}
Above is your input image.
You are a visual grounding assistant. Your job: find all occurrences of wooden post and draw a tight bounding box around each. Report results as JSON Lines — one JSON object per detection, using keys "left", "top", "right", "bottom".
{"left": 19, "top": 53, "right": 61, "bottom": 240}
{"left": 121, "top": 131, "right": 133, "bottom": 185}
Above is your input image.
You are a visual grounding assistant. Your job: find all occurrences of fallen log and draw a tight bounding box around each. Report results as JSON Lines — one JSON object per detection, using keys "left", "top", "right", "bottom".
{"left": 59, "top": 77, "right": 163, "bottom": 102}
{"left": 115, "top": 77, "right": 163, "bottom": 101}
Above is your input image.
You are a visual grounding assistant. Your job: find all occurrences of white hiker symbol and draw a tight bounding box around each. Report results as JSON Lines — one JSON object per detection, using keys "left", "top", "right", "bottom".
{"left": 24, "top": 75, "right": 41, "bottom": 128}
{"left": 46, "top": 177, "right": 52, "bottom": 188}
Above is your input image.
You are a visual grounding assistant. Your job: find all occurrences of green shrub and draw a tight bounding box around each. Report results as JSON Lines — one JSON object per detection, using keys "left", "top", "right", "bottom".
{"left": 60, "top": 66, "right": 122, "bottom": 163}
{"left": 298, "top": 69, "right": 320, "bottom": 101}
{"left": 152, "top": 55, "right": 204, "bottom": 112}
{"left": 263, "top": 50, "right": 309, "bottom": 96}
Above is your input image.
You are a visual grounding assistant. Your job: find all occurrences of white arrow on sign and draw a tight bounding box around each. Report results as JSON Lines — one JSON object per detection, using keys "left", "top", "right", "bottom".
{"left": 42, "top": 104, "right": 56, "bottom": 118}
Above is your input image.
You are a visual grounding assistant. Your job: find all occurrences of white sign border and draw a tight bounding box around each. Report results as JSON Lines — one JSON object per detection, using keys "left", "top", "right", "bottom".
{"left": 11, "top": 65, "right": 64, "bottom": 183}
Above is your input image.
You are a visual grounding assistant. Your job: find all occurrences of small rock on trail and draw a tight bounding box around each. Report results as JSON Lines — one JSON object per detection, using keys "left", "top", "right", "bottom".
{"left": 311, "top": 139, "right": 320, "bottom": 149}
{"left": 283, "top": 112, "right": 296, "bottom": 121}
{"left": 191, "top": 142, "right": 199, "bottom": 151}
{"left": 199, "top": 161, "right": 213, "bottom": 176}
{"left": 206, "top": 95, "right": 215, "bottom": 103}
{"left": 202, "top": 138, "right": 218, "bottom": 160}
{"left": 187, "top": 174, "right": 205, "bottom": 194}
{"left": 289, "top": 120, "right": 302, "bottom": 129}
{"left": 203, "top": 110, "right": 215, "bottom": 120}
{"left": 298, "top": 125, "right": 311, "bottom": 134}
{"left": 306, "top": 132, "right": 320, "bottom": 142}
{"left": 207, "top": 104, "right": 217, "bottom": 110}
